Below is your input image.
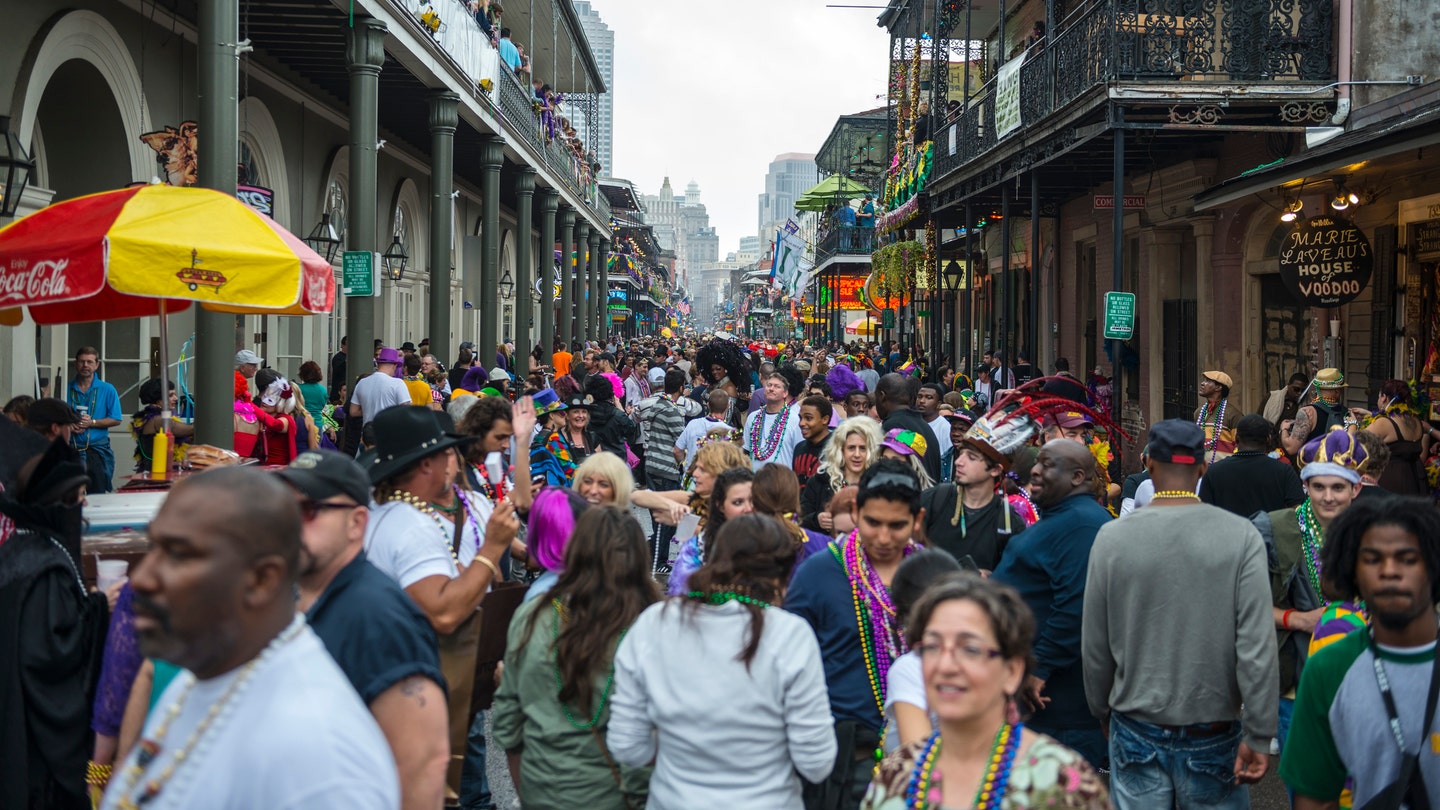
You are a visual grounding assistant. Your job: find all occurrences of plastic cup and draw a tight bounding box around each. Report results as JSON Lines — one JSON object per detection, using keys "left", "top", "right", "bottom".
{"left": 96, "top": 559, "right": 129, "bottom": 592}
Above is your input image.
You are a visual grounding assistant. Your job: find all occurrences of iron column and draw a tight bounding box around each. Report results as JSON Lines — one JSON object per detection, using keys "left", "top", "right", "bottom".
{"left": 557, "top": 205, "right": 575, "bottom": 349}
{"left": 1112, "top": 108, "right": 1126, "bottom": 417}
{"left": 478, "top": 136, "right": 504, "bottom": 369}
{"left": 589, "top": 228, "right": 602, "bottom": 343}
{"left": 514, "top": 168, "right": 536, "bottom": 370}
{"left": 194, "top": 0, "right": 241, "bottom": 446}
{"left": 572, "top": 220, "right": 588, "bottom": 343}
{"left": 344, "top": 18, "right": 386, "bottom": 402}
{"left": 598, "top": 238, "right": 611, "bottom": 345}
{"left": 427, "top": 91, "right": 459, "bottom": 362}
{"left": 538, "top": 190, "right": 559, "bottom": 363}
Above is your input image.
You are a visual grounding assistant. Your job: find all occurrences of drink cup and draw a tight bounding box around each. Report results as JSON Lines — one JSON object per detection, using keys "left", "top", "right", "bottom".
{"left": 96, "top": 559, "right": 129, "bottom": 592}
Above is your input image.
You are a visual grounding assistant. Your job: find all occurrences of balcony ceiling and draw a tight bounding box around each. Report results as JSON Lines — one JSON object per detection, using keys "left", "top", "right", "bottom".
{"left": 490, "top": 0, "right": 605, "bottom": 94}
{"left": 816, "top": 109, "right": 889, "bottom": 178}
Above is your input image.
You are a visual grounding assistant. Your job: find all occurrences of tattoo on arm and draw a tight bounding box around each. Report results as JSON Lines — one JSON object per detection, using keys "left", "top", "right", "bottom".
{"left": 400, "top": 677, "right": 427, "bottom": 708}
{"left": 1291, "top": 406, "right": 1313, "bottom": 442}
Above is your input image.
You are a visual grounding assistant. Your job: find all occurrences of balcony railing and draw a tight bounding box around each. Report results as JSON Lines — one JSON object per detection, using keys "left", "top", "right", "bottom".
{"left": 817, "top": 226, "right": 877, "bottom": 258}
{"left": 401, "top": 0, "right": 604, "bottom": 216}
{"left": 933, "top": 0, "right": 1334, "bottom": 179}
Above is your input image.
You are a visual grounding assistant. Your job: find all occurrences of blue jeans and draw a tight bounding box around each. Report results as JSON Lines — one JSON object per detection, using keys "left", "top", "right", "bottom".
{"left": 1275, "top": 696, "right": 1294, "bottom": 755}
{"left": 1109, "top": 713, "right": 1249, "bottom": 810}
{"left": 459, "top": 710, "right": 492, "bottom": 809}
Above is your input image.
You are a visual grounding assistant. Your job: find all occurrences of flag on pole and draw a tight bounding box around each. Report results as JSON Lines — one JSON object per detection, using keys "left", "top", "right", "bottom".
{"left": 772, "top": 229, "right": 813, "bottom": 296}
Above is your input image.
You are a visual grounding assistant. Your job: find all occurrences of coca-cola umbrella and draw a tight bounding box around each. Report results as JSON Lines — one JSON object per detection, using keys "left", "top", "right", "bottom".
{"left": 0, "top": 184, "right": 335, "bottom": 457}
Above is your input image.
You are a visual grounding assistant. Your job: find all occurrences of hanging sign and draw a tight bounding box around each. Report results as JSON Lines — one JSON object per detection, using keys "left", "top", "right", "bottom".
{"left": 1103, "top": 291, "right": 1136, "bottom": 340}
{"left": 995, "top": 56, "right": 1024, "bottom": 139}
{"left": 1277, "top": 216, "right": 1373, "bottom": 307}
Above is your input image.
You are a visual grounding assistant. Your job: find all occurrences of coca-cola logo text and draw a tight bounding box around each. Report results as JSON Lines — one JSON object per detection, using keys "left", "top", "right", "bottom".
{"left": 0, "top": 258, "right": 71, "bottom": 302}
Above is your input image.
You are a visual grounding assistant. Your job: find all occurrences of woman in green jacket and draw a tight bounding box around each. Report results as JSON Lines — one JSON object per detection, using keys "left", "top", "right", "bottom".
{"left": 492, "top": 505, "right": 659, "bottom": 809}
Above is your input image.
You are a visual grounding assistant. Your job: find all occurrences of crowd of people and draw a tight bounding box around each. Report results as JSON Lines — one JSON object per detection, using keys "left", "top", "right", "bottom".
{"left": 3, "top": 330, "right": 1440, "bottom": 810}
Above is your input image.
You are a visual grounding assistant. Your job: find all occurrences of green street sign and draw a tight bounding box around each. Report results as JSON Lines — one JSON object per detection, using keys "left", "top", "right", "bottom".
{"left": 1103, "top": 291, "right": 1136, "bottom": 340}
{"left": 342, "top": 251, "right": 378, "bottom": 297}
{"left": 881, "top": 308, "right": 896, "bottom": 329}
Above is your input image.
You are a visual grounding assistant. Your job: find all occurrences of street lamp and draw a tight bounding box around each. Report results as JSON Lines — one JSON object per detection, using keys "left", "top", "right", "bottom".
{"left": 382, "top": 234, "right": 409, "bottom": 281}
{"left": 304, "top": 212, "right": 342, "bottom": 263}
{"left": 499, "top": 268, "right": 515, "bottom": 300}
{"left": 0, "top": 116, "right": 36, "bottom": 218}
{"left": 942, "top": 259, "right": 966, "bottom": 292}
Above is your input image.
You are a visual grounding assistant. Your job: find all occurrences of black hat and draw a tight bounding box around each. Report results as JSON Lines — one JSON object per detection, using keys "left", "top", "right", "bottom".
{"left": 26, "top": 398, "right": 83, "bottom": 430}
{"left": 1146, "top": 419, "right": 1207, "bottom": 465}
{"left": 562, "top": 394, "right": 594, "bottom": 411}
{"left": 277, "top": 450, "right": 371, "bottom": 505}
{"left": 400, "top": 342, "right": 417, "bottom": 352}
{"left": 365, "top": 405, "right": 475, "bottom": 483}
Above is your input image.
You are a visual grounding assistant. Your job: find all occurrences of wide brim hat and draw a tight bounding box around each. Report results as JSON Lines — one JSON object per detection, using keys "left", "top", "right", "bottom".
{"left": 532, "top": 388, "right": 567, "bottom": 416}
{"left": 375, "top": 347, "right": 403, "bottom": 365}
{"left": 562, "top": 394, "right": 594, "bottom": 411}
{"left": 365, "top": 405, "right": 476, "bottom": 484}
{"left": 1314, "top": 368, "right": 1346, "bottom": 389}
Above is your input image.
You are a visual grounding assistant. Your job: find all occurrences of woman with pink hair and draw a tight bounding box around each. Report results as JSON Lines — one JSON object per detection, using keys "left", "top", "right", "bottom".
{"left": 523, "top": 487, "right": 592, "bottom": 602}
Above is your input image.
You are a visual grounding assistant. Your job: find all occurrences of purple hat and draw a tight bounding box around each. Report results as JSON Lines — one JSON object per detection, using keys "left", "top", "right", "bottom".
{"left": 826, "top": 364, "right": 864, "bottom": 400}
{"left": 459, "top": 365, "right": 490, "bottom": 392}
{"left": 375, "top": 347, "right": 403, "bottom": 366}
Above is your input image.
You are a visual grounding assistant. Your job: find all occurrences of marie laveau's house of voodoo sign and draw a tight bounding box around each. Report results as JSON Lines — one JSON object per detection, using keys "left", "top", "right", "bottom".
{"left": 1277, "top": 215, "right": 1374, "bottom": 307}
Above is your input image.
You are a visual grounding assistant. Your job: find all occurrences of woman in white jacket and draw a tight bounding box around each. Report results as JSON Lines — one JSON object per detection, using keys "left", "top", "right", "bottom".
{"left": 608, "top": 514, "right": 836, "bottom": 808}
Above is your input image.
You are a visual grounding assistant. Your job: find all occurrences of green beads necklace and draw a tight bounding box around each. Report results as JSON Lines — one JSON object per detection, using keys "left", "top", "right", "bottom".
{"left": 685, "top": 590, "right": 774, "bottom": 608}
{"left": 550, "top": 598, "right": 625, "bottom": 730}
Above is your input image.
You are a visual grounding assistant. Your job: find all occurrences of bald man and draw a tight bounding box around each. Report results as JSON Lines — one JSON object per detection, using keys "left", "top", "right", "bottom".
{"left": 103, "top": 468, "right": 399, "bottom": 810}
{"left": 992, "top": 439, "right": 1112, "bottom": 769}
{"left": 875, "top": 373, "right": 941, "bottom": 481}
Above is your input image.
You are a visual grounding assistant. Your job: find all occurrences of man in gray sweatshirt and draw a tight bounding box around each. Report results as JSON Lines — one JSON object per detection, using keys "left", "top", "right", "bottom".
{"left": 1082, "top": 419, "right": 1278, "bottom": 809}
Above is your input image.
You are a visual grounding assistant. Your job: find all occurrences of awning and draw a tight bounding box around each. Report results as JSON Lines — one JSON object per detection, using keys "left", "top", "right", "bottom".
{"left": 1194, "top": 94, "right": 1440, "bottom": 211}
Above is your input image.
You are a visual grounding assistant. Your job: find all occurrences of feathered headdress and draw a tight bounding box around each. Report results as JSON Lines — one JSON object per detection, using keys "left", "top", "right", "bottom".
{"left": 696, "top": 340, "right": 751, "bottom": 392}
{"left": 957, "top": 376, "right": 1130, "bottom": 471}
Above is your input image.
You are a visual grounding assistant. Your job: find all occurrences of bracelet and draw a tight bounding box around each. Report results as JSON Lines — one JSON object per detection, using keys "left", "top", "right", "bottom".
{"left": 1282, "top": 609, "right": 1294, "bottom": 630}
{"left": 86, "top": 761, "right": 112, "bottom": 787}
{"left": 473, "top": 554, "right": 501, "bottom": 579}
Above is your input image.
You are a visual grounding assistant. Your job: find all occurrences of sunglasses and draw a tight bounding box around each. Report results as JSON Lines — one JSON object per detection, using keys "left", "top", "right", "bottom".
{"left": 299, "top": 499, "right": 361, "bottom": 521}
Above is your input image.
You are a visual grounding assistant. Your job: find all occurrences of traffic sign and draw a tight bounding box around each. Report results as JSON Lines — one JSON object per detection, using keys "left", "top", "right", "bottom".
{"left": 881, "top": 308, "right": 896, "bottom": 329}
{"left": 1103, "top": 291, "right": 1136, "bottom": 340}
{"left": 342, "top": 251, "right": 379, "bottom": 297}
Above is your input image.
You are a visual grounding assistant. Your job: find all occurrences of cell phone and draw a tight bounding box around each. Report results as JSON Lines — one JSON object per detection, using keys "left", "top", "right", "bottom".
{"left": 958, "top": 554, "right": 980, "bottom": 572}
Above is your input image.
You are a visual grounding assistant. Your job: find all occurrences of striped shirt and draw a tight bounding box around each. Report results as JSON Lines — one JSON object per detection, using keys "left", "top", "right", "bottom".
{"left": 636, "top": 394, "right": 690, "bottom": 481}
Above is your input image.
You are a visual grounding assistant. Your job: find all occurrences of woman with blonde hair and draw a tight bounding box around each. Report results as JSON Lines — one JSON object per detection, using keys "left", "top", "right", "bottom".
{"left": 571, "top": 451, "right": 635, "bottom": 508}
{"left": 800, "top": 416, "right": 882, "bottom": 535}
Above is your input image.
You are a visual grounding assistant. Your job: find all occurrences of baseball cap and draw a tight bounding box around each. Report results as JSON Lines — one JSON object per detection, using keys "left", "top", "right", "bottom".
{"left": 276, "top": 450, "right": 371, "bottom": 505}
{"left": 1055, "top": 411, "right": 1093, "bottom": 429}
{"left": 235, "top": 349, "right": 263, "bottom": 366}
{"left": 27, "top": 398, "right": 84, "bottom": 430}
{"left": 881, "top": 428, "right": 928, "bottom": 458}
{"left": 1146, "top": 419, "right": 1207, "bottom": 465}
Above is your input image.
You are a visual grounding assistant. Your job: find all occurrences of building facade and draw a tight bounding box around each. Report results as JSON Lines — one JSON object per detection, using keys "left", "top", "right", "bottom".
{"left": 641, "top": 177, "right": 718, "bottom": 289}
{"left": 757, "top": 152, "right": 818, "bottom": 241}
{"left": 570, "top": 1, "right": 614, "bottom": 176}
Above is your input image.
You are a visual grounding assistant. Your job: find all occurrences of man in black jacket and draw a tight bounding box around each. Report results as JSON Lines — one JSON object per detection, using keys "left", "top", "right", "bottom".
{"left": 875, "top": 373, "right": 941, "bottom": 482}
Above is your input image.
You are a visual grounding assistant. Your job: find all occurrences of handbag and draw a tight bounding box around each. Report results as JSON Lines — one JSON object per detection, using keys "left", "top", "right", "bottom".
{"left": 1357, "top": 630, "right": 1440, "bottom": 810}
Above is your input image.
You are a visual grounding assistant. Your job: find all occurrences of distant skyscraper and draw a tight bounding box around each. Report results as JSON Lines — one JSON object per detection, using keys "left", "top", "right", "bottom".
{"left": 757, "top": 152, "right": 818, "bottom": 240}
{"left": 642, "top": 177, "right": 719, "bottom": 288}
{"left": 571, "top": 1, "right": 614, "bottom": 176}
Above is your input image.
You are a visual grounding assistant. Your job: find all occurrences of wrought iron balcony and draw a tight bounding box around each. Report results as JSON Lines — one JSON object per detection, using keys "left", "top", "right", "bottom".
{"left": 933, "top": 0, "right": 1334, "bottom": 180}
{"left": 818, "top": 226, "right": 877, "bottom": 259}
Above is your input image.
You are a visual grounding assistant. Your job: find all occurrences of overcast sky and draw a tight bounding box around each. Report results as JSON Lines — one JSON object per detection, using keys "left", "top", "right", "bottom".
{"left": 590, "top": 0, "right": 891, "bottom": 258}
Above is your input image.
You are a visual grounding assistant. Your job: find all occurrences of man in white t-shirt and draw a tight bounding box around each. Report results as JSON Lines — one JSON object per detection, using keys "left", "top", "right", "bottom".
{"left": 677, "top": 389, "right": 734, "bottom": 473}
{"left": 104, "top": 467, "right": 397, "bottom": 810}
{"left": 351, "top": 347, "right": 412, "bottom": 425}
{"left": 742, "top": 372, "right": 804, "bottom": 472}
{"left": 916, "top": 383, "right": 953, "bottom": 461}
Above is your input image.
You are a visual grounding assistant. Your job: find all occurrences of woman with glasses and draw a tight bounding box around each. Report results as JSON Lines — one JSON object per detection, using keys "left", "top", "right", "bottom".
{"left": 608, "top": 514, "right": 836, "bottom": 808}
{"left": 861, "top": 574, "right": 1108, "bottom": 809}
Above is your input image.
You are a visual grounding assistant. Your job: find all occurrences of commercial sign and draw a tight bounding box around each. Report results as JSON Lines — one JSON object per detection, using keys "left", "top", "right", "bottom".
{"left": 1092, "top": 195, "right": 1146, "bottom": 210}
{"left": 836, "top": 273, "right": 867, "bottom": 309}
{"left": 236, "top": 184, "right": 275, "bottom": 217}
{"left": 1103, "top": 291, "right": 1136, "bottom": 340}
{"left": 1277, "top": 216, "right": 1373, "bottom": 307}
{"left": 341, "top": 251, "right": 379, "bottom": 298}
{"left": 1410, "top": 218, "right": 1440, "bottom": 262}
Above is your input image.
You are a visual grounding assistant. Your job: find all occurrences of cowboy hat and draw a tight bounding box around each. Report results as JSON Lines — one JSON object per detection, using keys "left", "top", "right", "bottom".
{"left": 365, "top": 405, "right": 476, "bottom": 484}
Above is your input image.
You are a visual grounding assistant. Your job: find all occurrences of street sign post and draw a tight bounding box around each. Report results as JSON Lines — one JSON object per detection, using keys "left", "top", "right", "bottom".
{"left": 1103, "top": 291, "right": 1136, "bottom": 340}
{"left": 342, "top": 251, "right": 379, "bottom": 297}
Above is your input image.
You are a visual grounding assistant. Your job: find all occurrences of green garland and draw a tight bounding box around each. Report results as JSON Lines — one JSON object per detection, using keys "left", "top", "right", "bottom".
{"left": 869, "top": 240, "right": 925, "bottom": 299}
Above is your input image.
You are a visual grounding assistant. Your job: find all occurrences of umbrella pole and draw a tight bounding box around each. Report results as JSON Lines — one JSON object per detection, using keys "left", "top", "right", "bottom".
{"left": 153, "top": 301, "right": 172, "bottom": 479}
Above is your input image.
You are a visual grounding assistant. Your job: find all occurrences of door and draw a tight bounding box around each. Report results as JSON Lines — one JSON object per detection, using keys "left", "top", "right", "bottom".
{"left": 1162, "top": 298, "right": 1198, "bottom": 419}
{"left": 1259, "top": 274, "right": 1309, "bottom": 398}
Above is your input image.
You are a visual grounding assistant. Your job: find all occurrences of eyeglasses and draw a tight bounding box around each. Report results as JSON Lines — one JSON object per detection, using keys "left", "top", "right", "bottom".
{"left": 299, "top": 499, "right": 361, "bottom": 521}
{"left": 859, "top": 470, "right": 921, "bottom": 493}
{"left": 916, "top": 639, "right": 1004, "bottom": 665}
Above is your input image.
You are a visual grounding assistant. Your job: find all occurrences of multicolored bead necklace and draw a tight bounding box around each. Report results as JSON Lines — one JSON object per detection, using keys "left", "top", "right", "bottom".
{"left": 550, "top": 598, "right": 625, "bottom": 730}
{"left": 904, "top": 722, "right": 1022, "bottom": 810}
{"left": 748, "top": 403, "right": 793, "bottom": 461}
{"left": 472, "top": 461, "right": 511, "bottom": 504}
{"left": 1195, "top": 398, "right": 1227, "bottom": 463}
{"left": 112, "top": 616, "right": 306, "bottom": 809}
{"left": 1297, "top": 500, "right": 1326, "bottom": 599}
{"left": 828, "top": 530, "right": 914, "bottom": 717}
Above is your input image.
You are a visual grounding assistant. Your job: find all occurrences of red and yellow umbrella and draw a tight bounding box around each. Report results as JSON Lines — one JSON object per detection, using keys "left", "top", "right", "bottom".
{"left": 0, "top": 184, "right": 334, "bottom": 324}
